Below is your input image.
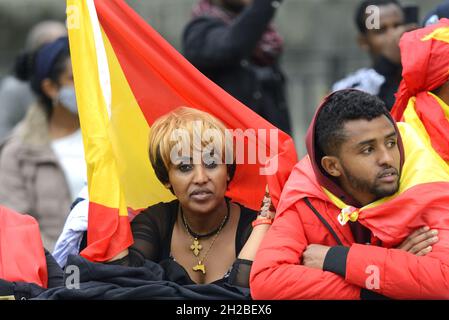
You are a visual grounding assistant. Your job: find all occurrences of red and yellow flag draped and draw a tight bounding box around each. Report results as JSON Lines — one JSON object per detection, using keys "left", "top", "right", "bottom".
{"left": 391, "top": 19, "right": 449, "bottom": 166}
{"left": 323, "top": 123, "right": 449, "bottom": 247}
{"left": 66, "top": 0, "right": 297, "bottom": 262}
{"left": 279, "top": 122, "right": 449, "bottom": 248}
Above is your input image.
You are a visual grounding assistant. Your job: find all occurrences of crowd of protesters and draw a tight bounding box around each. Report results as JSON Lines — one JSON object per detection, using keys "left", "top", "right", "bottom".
{"left": 1, "top": 0, "right": 449, "bottom": 300}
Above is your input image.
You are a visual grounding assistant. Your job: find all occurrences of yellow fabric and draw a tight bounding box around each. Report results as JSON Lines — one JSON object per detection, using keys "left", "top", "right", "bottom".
{"left": 422, "top": 26, "right": 449, "bottom": 43}
{"left": 67, "top": 0, "right": 173, "bottom": 216}
{"left": 402, "top": 93, "right": 449, "bottom": 167}
{"left": 323, "top": 122, "right": 449, "bottom": 213}
{"left": 101, "top": 30, "right": 174, "bottom": 209}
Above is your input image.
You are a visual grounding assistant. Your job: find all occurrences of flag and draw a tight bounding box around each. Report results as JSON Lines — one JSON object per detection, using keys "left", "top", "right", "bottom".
{"left": 280, "top": 122, "right": 449, "bottom": 248}
{"left": 0, "top": 206, "right": 48, "bottom": 288}
{"left": 66, "top": 0, "right": 297, "bottom": 262}
{"left": 323, "top": 123, "right": 449, "bottom": 247}
{"left": 391, "top": 19, "right": 449, "bottom": 165}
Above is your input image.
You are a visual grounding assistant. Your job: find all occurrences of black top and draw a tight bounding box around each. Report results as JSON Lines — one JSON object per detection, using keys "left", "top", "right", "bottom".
{"left": 111, "top": 199, "right": 257, "bottom": 288}
{"left": 45, "top": 249, "right": 64, "bottom": 288}
{"left": 373, "top": 55, "right": 402, "bottom": 110}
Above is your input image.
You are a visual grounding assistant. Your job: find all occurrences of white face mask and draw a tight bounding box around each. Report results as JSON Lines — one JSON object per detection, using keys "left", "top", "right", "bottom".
{"left": 58, "top": 85, "right": 78, "bottom": 115}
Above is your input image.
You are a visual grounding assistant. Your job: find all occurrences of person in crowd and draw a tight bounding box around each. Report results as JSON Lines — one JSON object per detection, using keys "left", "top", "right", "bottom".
{"left": 250, "top": 89, "right": 449, "bottom": 299}
{"left": 391, "top": 18, "right": 449, "bottom": 167}
{"left": 108, "top": 107, "right": 274, "bottom": 288}
{"left": 182, "top": 0, "right": 292, "bottom": 135}
{"left": 0, "top": 205, "right": 63, "bottom": 300}
{"left": 423, "top": 1, "right": 449, "bottom": 26}
{"left": 332, "top": 0, "right": 412, "bottom": 109}
{"left": 0, "top": 36, "right": 86, "bottom": 251}
{"left": 0, "top": 20, "right": 67, "bottom": 140}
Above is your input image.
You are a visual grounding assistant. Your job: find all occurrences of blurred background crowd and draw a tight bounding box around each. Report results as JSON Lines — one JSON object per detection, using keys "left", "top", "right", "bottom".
{"left": 0, "top": 0, "right": 440, "bottom": 156}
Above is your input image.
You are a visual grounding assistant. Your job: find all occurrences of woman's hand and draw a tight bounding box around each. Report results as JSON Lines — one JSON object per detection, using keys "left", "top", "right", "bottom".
{"left": 256, "top": 185, "right": 276, "bottom": 221}
{"left": 237, "top": 185, "right": 275, "bottom": 261}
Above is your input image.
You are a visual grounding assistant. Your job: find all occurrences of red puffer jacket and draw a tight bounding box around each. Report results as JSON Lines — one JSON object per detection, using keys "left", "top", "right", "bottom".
{"left": 250, "top": 155, "right": 449, "bottom": 299}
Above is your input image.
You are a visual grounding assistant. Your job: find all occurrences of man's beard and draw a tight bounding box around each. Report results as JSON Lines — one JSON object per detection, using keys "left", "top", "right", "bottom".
{"left": 343, "top": 166, "right": 400, "bottom": 201}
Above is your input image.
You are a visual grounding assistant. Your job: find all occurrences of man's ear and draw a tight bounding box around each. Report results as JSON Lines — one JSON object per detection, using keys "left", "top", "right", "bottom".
{"left": 321, "top": 156, "right": 342, "bottom": 178}
{"left": 357, "top": 34, "right": 370, "bottom": 53}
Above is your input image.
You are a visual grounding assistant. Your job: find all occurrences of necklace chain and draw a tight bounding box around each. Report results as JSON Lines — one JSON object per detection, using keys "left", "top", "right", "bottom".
{"left": 181, "top": 200, "right": 230, "bottom": 239}
{"left": 180, "top": 200, "right": 230, "bottom": 274}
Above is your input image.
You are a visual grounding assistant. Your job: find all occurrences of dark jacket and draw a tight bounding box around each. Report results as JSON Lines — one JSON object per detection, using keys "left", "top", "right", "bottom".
{"left": 33, "top": 255, "right": 250, "bottom": 300}
{"left": 182, "top": 0, "right": 291, "bottom": 134}
{"left": 332, "top": 56, "right": 402, "bottom": 110}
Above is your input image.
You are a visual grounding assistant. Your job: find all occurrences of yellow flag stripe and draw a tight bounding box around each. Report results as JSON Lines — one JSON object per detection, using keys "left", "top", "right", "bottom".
{"left": 403, "top": 93, "right": 449, "bottom": 167}
{"left": 101, "top": 29, "right": 175, "bottom": 209}
{"left": 67, "top": 0, "right": 127, "bottom": 216}
{"left": 422, "top": 26, "right": 449, "bottom": 43}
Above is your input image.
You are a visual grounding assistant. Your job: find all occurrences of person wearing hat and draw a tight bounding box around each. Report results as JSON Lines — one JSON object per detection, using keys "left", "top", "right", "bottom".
{"left": 0, "top": 36, "right": 86, "bottom": 252}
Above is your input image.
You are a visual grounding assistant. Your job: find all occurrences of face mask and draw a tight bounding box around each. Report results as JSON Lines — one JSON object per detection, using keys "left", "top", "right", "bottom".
{"left": 58, "top": 85, "right": 78, "bottom": 115}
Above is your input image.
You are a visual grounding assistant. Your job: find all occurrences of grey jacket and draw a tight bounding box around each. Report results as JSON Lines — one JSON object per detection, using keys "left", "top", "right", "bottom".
{"left": 0, "top": 76, "right": 34, "bottom": 140}
{"left": 0, "top": 103, "right": 72, "bottom": 251}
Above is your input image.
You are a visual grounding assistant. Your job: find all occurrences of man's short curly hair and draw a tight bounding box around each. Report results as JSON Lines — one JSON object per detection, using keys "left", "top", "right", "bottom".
{"left": 315, "top": 90, "right": 390, "bottom": 158}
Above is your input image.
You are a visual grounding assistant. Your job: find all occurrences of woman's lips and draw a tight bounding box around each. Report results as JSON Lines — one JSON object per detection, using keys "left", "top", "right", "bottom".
{"left": 190, "top": 190, "right": 213, "bottom": 201}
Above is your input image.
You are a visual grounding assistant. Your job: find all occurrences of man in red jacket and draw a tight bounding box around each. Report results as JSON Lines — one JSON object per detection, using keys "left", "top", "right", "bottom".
{"left": 250, "top": 89, "right": 449, "bottom": 299}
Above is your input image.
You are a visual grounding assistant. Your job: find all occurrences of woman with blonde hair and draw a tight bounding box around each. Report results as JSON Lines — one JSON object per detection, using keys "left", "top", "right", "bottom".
{"left": 109, "top": 107, "right": 274, "bottom": 287}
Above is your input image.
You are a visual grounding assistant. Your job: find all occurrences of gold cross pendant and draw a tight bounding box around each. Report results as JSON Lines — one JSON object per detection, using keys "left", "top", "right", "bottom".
{"left": 190, "top": 238, "right": 202, "bottom": 256}
{"left": 193, "top": 261, "right": 206, "bottom": 274}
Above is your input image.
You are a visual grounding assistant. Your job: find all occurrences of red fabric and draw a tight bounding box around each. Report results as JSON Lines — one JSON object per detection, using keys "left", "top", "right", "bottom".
{"left": 93, "top": 0, "right": 297, "bottom": 211}
{"left": 411, "top": 92, "right": 449, "bottom": 161}
{"left": 251, "top": 158, "right": 361, "bottom": 300}
{"left": 80, "top": 203, "right": 133, "bottom": 262}
{"left": 250, "top": 158, "right": 449, "bottom": 299}
{"left": 0, "top": 206, "right": 48, "bottom": 288}
{"left": 391, "top": 19, "right": 449, "bottom": 120}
